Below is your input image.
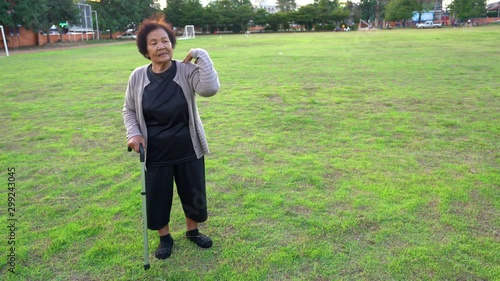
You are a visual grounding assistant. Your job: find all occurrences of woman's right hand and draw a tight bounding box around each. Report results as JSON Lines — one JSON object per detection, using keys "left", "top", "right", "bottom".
{"left": 127, "top": 135, "right": 146, "bottom": 153}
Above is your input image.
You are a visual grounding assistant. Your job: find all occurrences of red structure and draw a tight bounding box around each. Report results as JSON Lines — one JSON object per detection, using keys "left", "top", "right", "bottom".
{"left": 0, "top": 26, "right": 123, "bottom": 49}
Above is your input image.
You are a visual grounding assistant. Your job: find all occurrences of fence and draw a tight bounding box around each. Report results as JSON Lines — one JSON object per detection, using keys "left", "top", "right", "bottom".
{"left": 0, "top": 27, "right": 123, "bottom": 49}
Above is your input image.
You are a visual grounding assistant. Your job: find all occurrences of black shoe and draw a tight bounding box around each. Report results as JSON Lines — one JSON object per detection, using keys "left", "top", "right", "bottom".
{"left": 186, "top": 228, "right": 213, "bottom": 249}
{"left": 155, "top": 234, "right": 173, "bottom": 259}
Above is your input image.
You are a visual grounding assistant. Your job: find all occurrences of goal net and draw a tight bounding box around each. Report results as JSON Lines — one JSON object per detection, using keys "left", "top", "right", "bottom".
{"left": 178, "top": 25, "right": 195, "bottom": 40}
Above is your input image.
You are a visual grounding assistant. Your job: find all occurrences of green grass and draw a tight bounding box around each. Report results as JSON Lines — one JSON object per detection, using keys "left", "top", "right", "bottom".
{"left": 1, "top": 27, "right": 499, "bottom": 280}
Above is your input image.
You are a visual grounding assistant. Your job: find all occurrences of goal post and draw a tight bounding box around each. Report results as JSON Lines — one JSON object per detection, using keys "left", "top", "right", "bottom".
{"left": 358, "top": 20, "right": 375, "bottom": 31}
{"left": 0, "top": 25, "right": 9, "bottom": 57}
{"left": 178, "top": 25, "right": 195, "bottom": 40}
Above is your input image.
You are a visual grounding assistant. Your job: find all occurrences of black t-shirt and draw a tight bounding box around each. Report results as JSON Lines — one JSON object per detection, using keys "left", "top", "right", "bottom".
{"left": 142, "top": 62, "right": 196, "bottom": 165}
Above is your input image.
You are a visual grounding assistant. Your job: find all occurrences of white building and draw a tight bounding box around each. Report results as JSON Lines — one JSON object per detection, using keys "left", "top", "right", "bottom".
{"left": 253, "top": 0, "right": 279, "bottom": 13}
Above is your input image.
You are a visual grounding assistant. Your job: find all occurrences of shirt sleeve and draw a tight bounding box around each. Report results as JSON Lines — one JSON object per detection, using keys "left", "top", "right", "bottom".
{"left": 122, "top": 70, "right": 143, "bottom": 140}
{"left": 189, "top": 48, "right": 220, "bottom": 97}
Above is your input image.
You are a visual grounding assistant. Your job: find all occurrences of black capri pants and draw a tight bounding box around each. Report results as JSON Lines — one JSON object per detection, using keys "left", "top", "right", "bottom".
{"left": 145, "top": 157, "right": 208, "bottom": 230}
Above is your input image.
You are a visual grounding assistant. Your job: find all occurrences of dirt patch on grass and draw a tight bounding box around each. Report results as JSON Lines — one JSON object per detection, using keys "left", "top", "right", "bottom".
{"left": 285, "top": 204, "right": 313, "bottom": 217}
{"left": 468, "top": 188, "right": 499, "bottom": 240}
{"left": 265, "top": 93, "right": 284, "bottom": 104}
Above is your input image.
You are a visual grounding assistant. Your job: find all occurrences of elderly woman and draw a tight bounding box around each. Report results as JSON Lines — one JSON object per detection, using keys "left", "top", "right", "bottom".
{"left": 123, "top": 15, "right": 219, "bottom": 259}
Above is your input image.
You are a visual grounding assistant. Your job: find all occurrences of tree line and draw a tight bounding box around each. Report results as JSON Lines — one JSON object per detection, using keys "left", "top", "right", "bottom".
{"left": 0, "top": 0, "right": 491, "bottom": 37}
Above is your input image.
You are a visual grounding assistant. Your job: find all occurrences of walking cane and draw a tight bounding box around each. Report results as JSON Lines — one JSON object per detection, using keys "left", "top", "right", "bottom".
{"left": 128, "top": 144, "right": 150, "bottom": 270}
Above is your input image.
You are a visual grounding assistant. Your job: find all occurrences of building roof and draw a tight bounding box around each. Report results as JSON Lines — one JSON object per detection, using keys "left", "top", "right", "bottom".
{"left": 487, "top": 2, "right": 500, "bottom": 10}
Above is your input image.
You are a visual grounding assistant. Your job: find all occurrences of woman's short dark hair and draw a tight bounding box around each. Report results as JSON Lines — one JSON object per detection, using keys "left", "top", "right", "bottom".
{"left": 136, "top": 14, "right": 176, "bottom": 60}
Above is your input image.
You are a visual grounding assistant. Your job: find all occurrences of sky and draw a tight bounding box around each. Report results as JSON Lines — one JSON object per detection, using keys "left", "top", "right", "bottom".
{"left": 282, "top": 0, "right": 497, "bottom": 6}
{"left": 195, "top": 0, "right": 455, "bottom": 9}
{"left": 189, "top": 0, "right": 497, "bottom": 9}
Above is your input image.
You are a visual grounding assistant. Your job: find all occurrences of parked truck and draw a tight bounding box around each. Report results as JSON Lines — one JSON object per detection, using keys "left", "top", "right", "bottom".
{"left": 416, "top": 21, "right": 443, "bottom": 29}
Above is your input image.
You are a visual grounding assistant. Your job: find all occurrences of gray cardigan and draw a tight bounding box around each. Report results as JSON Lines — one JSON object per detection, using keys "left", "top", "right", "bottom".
{"left": 123, "top": 48, "right": 219, "bottom": 161}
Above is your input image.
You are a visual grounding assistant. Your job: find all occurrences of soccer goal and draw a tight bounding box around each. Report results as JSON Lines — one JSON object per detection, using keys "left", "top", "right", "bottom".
{"left": 178, "top": 25, "right": 195, "bottom": 40}
{"left": 358, "top": 20, "right": 375, "bottom": 31}
{"left": 0, "top": 25, "right": 9, "bottom": 57}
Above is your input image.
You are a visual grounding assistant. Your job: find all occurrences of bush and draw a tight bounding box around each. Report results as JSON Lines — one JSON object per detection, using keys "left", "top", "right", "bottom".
{"left": 264, "top": 25, "right": 274, "bottom": 31}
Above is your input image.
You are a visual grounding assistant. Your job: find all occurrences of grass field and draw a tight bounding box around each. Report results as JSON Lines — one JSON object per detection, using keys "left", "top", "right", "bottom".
{"left": 1, "top": 26, "right": 499, "bottom": 280}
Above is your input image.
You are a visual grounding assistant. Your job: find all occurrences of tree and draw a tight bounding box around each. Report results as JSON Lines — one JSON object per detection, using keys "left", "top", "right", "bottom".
{"left": 359, "top": 0, "right": 376, "bottom": 21}
{"left": 165, "top": 0, "right": 185, "bottom": 27}
{"left": 375, "top": 0, "right": 389, "bottom": 27}
{"left": 331, "top": 7, "right": 350, "bottom": 23}
{"left": 294, "top": 4, "right": 318, "bottom": 30}
{"left": 449, "top": 0, "right": 486, "bottom": 21}
{"left": 130, "top": 0, "right": 159, "bottom": 24}
{"left": 234, "top": 0, "right": 254, "bottom": 32}
{"left": 267, "top": 11, "right": 290, "bottom": 31}
{"left": 413, "top": 0, "right": 437, "bottom": 23}
{"left": 359, "top": 0, "right": 387, "bottom": 27}
{"left": 2, "top": 0, "right": 49, "bottom": 33}
{"left": 164, "top": 0, "right": 204, "bottom": 28}
{"left": 316, "top": 0, "right": 337, "bottom": 30}
{"left": 202, "top": 4, "right": 219, "bottom": 32}
{"left": 44, "top": 0, "right": 79, "bottom": 43}
{"left": 208, "top": 0, "right": 237, "bottom": 32}
{"left": 385, "top": 0, "right": 421, "bottom": 25}
{"left": 344, "top": 1, "right": 361, "bottom": 25}
{"left": 91, "top": 0, "right": 156, "bottom": 39}
{"left": 253, "top": 8, "right": 270, "bottom": 26}
{"left": 1, "top": 0, "right": 79, "bottom": 43}
{"left": 0, "top": 0, "right": 15, "bottom": 27}
{"left": 183, "top": 0, "right": 205, "bottom": 27}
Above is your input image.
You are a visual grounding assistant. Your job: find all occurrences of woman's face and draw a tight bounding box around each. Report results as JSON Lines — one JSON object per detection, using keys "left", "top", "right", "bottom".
{"left": 146, "top": 28, "right": 173, "bottom": 65}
